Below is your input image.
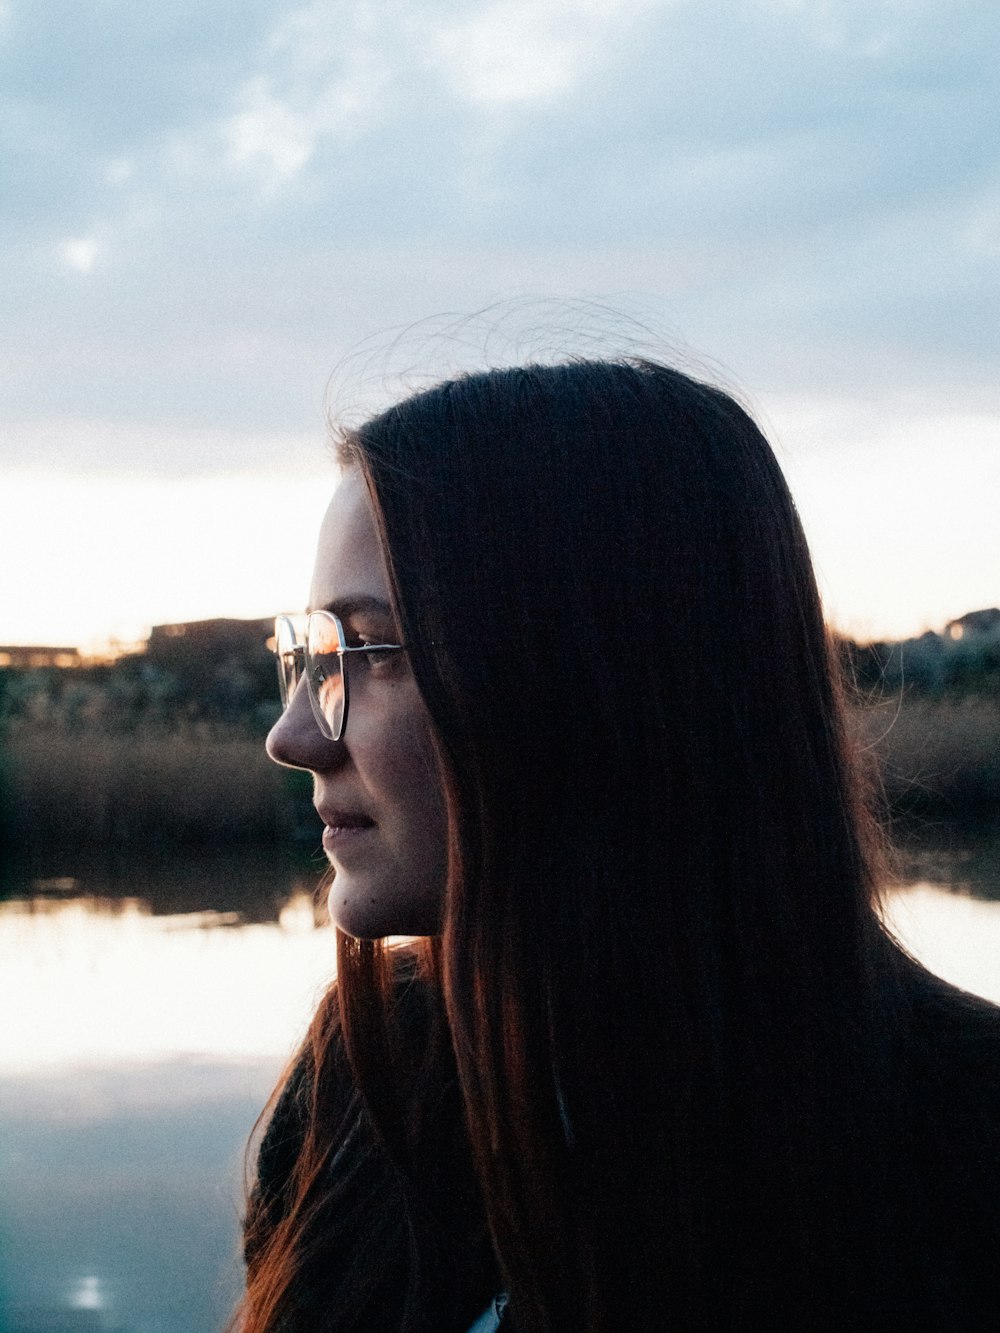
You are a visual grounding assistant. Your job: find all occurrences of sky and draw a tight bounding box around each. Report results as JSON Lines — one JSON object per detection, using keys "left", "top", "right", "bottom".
{"left": 2, "top": 0, "right": 998, "bottom": 647}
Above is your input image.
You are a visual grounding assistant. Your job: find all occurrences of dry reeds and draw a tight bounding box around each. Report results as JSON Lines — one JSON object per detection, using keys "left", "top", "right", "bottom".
{"left": 853, "top": 694, "right": 1000, "bottom": 816}
{"left": 0, "top": 723, "right": 311, "bottom": 849}
{"left": 2, "top": 693, "right": 997, "bottom": 854}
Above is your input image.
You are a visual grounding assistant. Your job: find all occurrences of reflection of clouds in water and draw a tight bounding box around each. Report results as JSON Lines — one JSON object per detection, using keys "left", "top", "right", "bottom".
{"left": 1, "top": 1059, "right": 269, "bottom": 1332}
{"left": 0, "top": 895, "right": 336, "bottom": 1073}
{"left": 1, "top": 886, "right": 998, "bottom": 1333}
{"left": 884, "top": 886, "right": 1000, "bottom": 1006}
{"left": 69, "top": 1274, "right": 104, "bottom": 1309}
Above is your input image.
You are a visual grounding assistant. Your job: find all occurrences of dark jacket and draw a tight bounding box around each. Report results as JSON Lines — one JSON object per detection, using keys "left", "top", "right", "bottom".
{"left": 247, "top": 955, "right": 1000, "bottom": 1331}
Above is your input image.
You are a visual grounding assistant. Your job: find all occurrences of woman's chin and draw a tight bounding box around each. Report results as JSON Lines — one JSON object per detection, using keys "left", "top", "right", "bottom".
{"left": 325, "top": 876, "right": 442, "bottom": 941}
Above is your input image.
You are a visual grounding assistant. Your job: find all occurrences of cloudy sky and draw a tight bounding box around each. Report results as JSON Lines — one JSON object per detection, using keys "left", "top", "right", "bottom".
{"left": 2, "top": 0, "right": 998, "bottom": 646}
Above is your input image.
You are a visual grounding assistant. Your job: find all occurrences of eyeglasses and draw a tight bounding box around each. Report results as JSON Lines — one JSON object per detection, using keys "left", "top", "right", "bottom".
{"left": 273, "top": 612, "right": 407, "bottom": 741}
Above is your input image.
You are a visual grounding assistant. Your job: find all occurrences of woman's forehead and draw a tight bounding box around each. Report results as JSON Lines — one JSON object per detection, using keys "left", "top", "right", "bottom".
{"left": 309, "top": 472, "right": 389, "bottom": 615}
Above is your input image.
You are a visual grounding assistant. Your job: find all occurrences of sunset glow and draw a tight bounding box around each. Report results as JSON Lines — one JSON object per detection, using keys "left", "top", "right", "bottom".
{"left": 0, "top": 466, "right": 335, "bottom": 651}
{"left": 3, "top": 405, "right": 997, "bottom": 650}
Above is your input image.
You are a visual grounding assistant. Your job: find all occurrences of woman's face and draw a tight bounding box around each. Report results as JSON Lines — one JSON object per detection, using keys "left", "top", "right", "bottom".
{"left": 266, "top": 470, "right": 448, "bottom": 939}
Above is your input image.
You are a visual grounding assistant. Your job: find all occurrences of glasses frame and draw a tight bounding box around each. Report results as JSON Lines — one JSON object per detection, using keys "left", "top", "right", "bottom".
{"left": 274, "top": 611, "right": 406, "bottom": 741}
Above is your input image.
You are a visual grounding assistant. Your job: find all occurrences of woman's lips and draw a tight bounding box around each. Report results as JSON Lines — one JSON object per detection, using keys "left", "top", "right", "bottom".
{"left": 319, "top": 811, "right": 375, "bottom": 852}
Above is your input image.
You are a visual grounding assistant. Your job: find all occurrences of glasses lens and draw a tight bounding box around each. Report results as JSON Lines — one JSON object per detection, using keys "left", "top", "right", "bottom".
{"left": 274, "top": 616, "right": 300, "bottom": 707}
{"left": 305, "top": 613, "right": 346, "bottom": 741}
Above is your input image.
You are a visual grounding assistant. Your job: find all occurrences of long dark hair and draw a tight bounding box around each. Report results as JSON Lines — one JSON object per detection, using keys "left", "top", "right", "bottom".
{"left": 241, "top": 359, "right": 910, "bottom": 1330}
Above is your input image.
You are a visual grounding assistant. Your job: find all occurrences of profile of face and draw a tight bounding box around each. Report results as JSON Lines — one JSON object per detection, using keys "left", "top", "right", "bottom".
{"left": 266, "top": 470, "right": 448, "bottom": 939}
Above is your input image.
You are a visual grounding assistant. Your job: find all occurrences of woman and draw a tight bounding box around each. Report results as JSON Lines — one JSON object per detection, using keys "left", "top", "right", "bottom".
{"left": 239, "top": 358, "right": 1000, "bottom": 1332}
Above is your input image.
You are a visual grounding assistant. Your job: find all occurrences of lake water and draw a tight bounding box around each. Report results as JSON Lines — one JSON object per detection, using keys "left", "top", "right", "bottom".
{"left": 2, "top": 827, "right": 999, "bottom": 1332}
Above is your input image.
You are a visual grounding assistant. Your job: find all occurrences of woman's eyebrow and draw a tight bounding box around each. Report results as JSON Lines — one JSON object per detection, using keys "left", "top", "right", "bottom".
{"left": 305, "top": 594, "right": 394, "bottom": 619}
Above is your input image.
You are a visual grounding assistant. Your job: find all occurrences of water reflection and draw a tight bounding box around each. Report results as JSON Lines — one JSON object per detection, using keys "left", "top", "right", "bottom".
{"left": 0, "top": 824, "right": 998, "bottom": 1077}
{"left": 0, "top": 892, "right": 336, "bottom": 1074}
{"left": 1, "top": 1058, "right": 274, "bottom": 1332}
{"left": 893, "top": 816, "right": 1000, "bottom": 901}
{"left": 0, "top": 867, "right": 336, "bottom": 1330}
{"left": 884, "top": 886, "right": 1000, "bottom": 1006}
{"left": 2, "top": 828, "right": 1000, "bottom": 1332}
{"left": 0, "top": 840, "right": 328, "bottom": 923}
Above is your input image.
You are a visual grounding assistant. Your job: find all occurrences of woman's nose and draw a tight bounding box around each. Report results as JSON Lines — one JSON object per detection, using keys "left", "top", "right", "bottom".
{"left": 266, "top": 680, "right": 340, "bottom": 771}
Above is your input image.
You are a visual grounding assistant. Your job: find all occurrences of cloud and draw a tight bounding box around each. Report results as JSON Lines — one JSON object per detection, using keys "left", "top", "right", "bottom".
{"left": 1, "top": 0, "right": 998, "bottom": 463}
{"left": 3, "top": 0, "right": 998, "bottom": 644}
{"left": 423, "top": 0, "right": 660, "bottom": 106}
{"left": 57, "top": 235, "right": 101, "bottom": 274}
{"left": 224, "top": 79, "right": 317, "bottom": 179}
{"left": 184, "top": 0, "right": 666, "bottom": 191}
{"left": 959, "top": 188, "right": 1000, "bottom": 257}
{"left": 210, "top": 1, "right": 396, "bottom": 188}
{"left": 102, "top": 157, "right": 134, "bottom": 186}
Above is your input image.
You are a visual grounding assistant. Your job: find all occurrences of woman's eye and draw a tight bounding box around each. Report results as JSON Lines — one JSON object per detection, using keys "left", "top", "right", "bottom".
{"left": 362, "top": 645, "right": 394, "bottom": 666}
{"left": 353, "top": 640, "right": 400, "bottom": 672}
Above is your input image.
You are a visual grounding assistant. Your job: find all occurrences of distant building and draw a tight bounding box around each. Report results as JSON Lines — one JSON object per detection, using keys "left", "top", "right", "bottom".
{"left": 0, "top": 645, "right": 82, "bottom": 668}
{"left": 945, "top": 608, "right": 1000, "bottom": 641}
{"left": 145, "top": 617, "right": 274, "bottom": 667}
{"left": 141, "top": 617, "right": 276, "bottom": 713}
